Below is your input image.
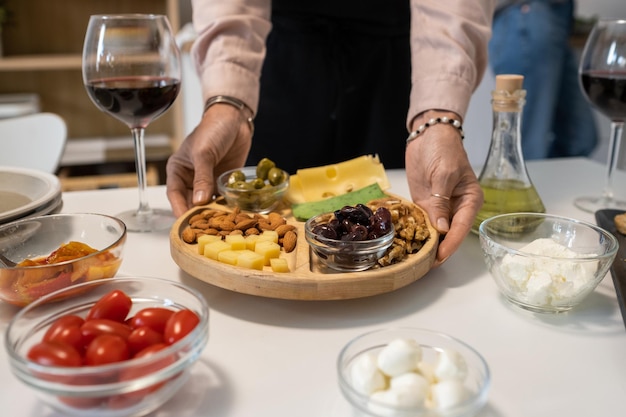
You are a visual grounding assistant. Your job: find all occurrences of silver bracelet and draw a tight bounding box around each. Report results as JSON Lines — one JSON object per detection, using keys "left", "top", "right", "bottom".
{"left": 406, "top": 116, "right": 464, "bottom": 146}
{"left": 204, "top": 95, "right": 255, "bottom": 135}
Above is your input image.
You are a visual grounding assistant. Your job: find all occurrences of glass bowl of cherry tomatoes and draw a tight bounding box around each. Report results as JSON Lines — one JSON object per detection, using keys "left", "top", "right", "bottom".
{"left": 0, "top": 213, "right": 127, "bottom": 307}
{"left": 4, "top": 276, "right": 209, "bottom": 417}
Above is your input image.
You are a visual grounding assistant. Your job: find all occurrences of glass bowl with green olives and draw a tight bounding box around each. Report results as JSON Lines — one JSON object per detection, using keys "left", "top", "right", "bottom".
{"left": 217, "top": 159, "right": 290, "bottom": 213}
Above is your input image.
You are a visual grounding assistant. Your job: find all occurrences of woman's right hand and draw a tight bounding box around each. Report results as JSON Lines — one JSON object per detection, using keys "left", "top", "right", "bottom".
{"left": 166, "top": 104, "right": 253, "bottom": 218}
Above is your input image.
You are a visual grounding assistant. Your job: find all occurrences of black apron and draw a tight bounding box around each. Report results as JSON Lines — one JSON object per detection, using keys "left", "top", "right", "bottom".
{"left": 246, "top": 0, "right": 411, "bottom": 173}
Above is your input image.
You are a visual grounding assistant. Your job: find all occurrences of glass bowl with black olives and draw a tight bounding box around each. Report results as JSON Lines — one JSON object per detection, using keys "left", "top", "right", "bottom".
{"left": 217, "top": 159, "right": 289, "bottom": 213}
{"left": 305, "top": 204, "right": 395, "bottom": 272}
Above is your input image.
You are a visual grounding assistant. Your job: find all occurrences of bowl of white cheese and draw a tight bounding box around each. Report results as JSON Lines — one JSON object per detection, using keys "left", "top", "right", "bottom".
{"left": 479, "top": 212, "right": 618, "bottom": 313}
{"left": 337, "top": 327, "right": 490, "bottom": 417}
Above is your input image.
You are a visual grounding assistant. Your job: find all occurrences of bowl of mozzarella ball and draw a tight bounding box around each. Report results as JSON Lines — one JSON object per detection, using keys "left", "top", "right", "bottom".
{"left": 337, "top": 328, "right": 490, "bottom": 417}
{"left": 479, "top": 212, "right": 618, "bottom": 313}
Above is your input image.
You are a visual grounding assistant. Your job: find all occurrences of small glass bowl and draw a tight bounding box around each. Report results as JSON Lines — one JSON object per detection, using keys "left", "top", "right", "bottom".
{"left": 304, "top": 212, "right": 394, "bottom": 272}
{"left": 0, "top": 213, "right": 126, "bottom": 306}
{"left": 479, "top": 212, "right": 618, "bottom": 313}
{"left": 337, "top": 327, "right": 490, "bottom": 417}
{"left": 4, "top": 276, "right": 209, "bottom": 417}
{"left": 217, "top": 166, "right": 289, "bottom": 213}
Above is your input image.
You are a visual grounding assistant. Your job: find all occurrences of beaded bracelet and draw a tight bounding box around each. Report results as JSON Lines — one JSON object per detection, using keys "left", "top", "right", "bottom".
{"left": 406, "top": 116, "right": 464, "bottom": 146}
{"left": 204, "top": 95, "right": 255, "bottom": 135}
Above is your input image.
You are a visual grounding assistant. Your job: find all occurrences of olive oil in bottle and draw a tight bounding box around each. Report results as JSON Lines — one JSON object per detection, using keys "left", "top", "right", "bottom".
{"left": 472, "top": 75, "right": 545, "bottom": 234}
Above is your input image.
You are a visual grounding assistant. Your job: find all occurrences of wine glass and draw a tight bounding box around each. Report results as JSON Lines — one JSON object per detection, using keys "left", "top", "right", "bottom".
{"left": 576, "top": 19, "right": 626, "bottom": 213}
{"left": 82, "top": 14, "right": 181, "bottom": 232}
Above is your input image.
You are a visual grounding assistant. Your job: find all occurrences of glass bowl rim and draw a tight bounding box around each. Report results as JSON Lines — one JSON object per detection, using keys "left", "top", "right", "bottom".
{"left": 0, "top": 212, "right": 127, "bottom": 270}
{"left": 217, "top": 166, "right": 290, "bottom": 193}
{"left": 478, "top": 212, "right": 619, "bottom": 261}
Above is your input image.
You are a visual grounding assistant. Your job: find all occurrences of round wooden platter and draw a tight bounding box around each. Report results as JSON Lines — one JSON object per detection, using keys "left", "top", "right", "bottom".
{"left": 169, "top": 195, "right": 439, "bottom": 300}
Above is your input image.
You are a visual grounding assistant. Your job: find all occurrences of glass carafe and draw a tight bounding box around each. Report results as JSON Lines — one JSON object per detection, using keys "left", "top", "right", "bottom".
{"left": 472, "top": 74, "right": 545, "bottom": 234}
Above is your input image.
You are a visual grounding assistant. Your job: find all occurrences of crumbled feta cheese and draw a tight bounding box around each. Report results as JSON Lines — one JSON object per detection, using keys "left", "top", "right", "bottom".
{"left": 500, "top": 238, "right": 598, "bottom": 306}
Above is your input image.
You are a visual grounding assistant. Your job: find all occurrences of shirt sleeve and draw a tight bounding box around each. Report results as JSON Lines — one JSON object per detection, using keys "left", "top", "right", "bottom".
{"left": 408, "top": 0, "right": 495, "bottom": 129}
{"left": 190, "top": 0, "right": 272, "bottom": 115}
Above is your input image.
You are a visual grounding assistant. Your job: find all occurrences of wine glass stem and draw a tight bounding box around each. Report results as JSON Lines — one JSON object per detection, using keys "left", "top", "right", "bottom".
{"left": 603, "top": 121, "right": 624, "bottom": 201}
{"left": 131, "top": 127, "right": 152, "bottom": 217}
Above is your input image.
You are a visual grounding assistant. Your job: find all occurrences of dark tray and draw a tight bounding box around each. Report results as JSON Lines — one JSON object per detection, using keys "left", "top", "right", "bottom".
{"left": 595, "top": 209, "right": 626, "bottom": 330}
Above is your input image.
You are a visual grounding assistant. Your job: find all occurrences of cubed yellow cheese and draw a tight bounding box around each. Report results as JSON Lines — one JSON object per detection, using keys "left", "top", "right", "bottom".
{"left": 225, "top": 234, "right": 247, "bottom": 250}
{"left": 270, "top": 257, "right": 290, "bottom": 273}
{"left": 197, "top": 234, "right": 222, "bottom": 255}
{"left": 217, "top": 249, "right": 241, "bottom": 265}
{"left": 285, "top": 154, "right": 390, "bottom": 203}
{"left": 255, "top": 241, "right": 281, "bottom": 266}
{"left": 258, "top": 230, "right": 279, "bottom": 244}
{"left": 245, "top": 234, "right": 260, "bottom": 251}
{"left": 236, "top": 250, "right": 265, "bottom": 270}
{"left": 203, "top": 240, "right": 232, "bottom": 260}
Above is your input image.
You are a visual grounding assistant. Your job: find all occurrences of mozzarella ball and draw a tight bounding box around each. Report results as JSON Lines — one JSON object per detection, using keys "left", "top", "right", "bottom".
{"left": 389, "top": 372, "right": 429, "bottom": 407}
{"left": 433, "top": 348, "right": 468, "bottom": 381}
{"left": 430, "top": 379, "right": 469, "bottom": 409}
{"left": 377, "top": 338, "right": 422, "bottom": 377}
{"left": 350, "top": 352, "right": 387, "bottom": 395}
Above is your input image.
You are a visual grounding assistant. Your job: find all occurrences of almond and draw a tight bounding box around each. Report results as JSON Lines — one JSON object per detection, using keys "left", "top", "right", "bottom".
{"left": 268, "top": 212, "right": 286, "bottom": 227}
{"left": 235, "top": 218, "right": 258, "bottom": 231}
{"left": 245, "top": 227, "right": 260, "bottom": 236}
{"left": 181, "top": 227, "right": 196, "bottom": 244}
{"left": 219, "top": 220, "right": 236, "bottom": 231}
{"left": 189, "top": 213, "right": 205, "bottom": 224}
{"left": 282, "top": 230, "right": 297, "bottom": 253}
{"left": 275, "top": 224, "right": 296, "bottom": 237}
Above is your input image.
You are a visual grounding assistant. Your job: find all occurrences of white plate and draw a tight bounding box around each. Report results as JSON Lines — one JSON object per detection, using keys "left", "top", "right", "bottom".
{"left": 0, "top": 167, "right": 62, "bottom": 224}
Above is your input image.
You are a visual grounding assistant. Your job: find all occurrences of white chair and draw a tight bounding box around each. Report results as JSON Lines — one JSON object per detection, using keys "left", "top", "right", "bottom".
{"left": 0, "top": 112, "right": 67, "bottom": 174}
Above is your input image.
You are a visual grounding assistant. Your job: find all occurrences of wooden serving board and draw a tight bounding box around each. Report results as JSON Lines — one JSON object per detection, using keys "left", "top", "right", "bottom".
{"left": 169, "top": 195, "right": 439, "bottom": 300}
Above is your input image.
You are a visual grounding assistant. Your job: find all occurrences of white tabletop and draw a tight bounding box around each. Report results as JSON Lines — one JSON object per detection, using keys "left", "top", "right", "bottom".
{"left": 1, "top": 157, "right": 625, "bottom": 417}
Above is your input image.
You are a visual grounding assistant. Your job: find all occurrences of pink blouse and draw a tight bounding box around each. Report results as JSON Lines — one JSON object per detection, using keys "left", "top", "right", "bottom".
{"left": 190, "top": 0, "right": 495, "bottom": 129}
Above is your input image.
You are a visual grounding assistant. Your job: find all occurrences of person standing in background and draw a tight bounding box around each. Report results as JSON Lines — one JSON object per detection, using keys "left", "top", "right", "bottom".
{"left": 489, "top": 0, "right": 598, "bottom": 159}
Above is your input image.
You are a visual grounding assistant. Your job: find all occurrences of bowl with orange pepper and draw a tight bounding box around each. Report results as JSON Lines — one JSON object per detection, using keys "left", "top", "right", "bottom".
{"left": 0, "top": 213, "right": 126, "bottom": 306}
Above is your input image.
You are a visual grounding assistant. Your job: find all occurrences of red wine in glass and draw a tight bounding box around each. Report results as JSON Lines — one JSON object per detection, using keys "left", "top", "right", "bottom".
{"left": 82, "top": 14, "right": 181, "bottom": 232}
{"left": 85, "top": 76, "right": 181, "bottom": 128}
{"left": 575, "top": 19, "right": 626, "bottom": 213}
{"left": 580, "top": 71, "right": 626, "bottom": 121}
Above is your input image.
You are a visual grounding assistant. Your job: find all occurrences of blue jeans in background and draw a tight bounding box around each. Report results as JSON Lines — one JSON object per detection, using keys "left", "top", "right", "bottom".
{"left": 489, "top": 0, "right": 598, "bottom": 160}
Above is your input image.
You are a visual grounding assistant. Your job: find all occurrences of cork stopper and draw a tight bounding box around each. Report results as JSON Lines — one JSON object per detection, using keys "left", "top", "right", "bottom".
{"left": 495, "top": 74, "right": 523, "bottom": 93}
{"left": 492, "top": 74, "right": 526, "bottom": 112}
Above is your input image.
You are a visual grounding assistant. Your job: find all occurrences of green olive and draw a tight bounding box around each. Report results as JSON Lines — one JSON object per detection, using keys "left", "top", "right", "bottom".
{"left": 256, "top": 158, "right": 276, "bottom": 180}
{"left": 251, "top": 178, "right": 266, "bottom": 189}
{"left": 227, "top": 170, "right": 246, "bottom": 185}
{"left": 267, "top": 167, "right": 286, "bottom": 186}
{"left": 232, "top": 180, "right": 253, "bottom": 191}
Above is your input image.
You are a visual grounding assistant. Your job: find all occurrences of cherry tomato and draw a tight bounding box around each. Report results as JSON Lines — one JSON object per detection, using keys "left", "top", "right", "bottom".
{"left": 27, "top": 341, "right": 82, "bottom": 367}
{"left": 81, "top": 319, "right": 132, "bottom": 345}
{"left": 86, "top": 290, "right": 132, "bottom": 322}
{"left": 164, "top": 309, "right": 200, "bottom": 345}
{"left": 109, "top": 343, "right": 176, "bottom": 408}
{"left": 84, "top": 334, "right": 130, "bottom": 366}
{"left": 128, "top": 307, "right": 174, "bottom": 333}
{"left": 43, "top": 315, "right": 86, "bottom": 352}
{"left": 127, "top": 326, "right": 164, "bottom": 355}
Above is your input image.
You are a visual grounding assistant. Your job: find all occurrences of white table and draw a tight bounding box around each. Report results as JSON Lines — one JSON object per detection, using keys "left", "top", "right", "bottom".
{"left": 1, "top": 157, "right": 625, "bottom": 417}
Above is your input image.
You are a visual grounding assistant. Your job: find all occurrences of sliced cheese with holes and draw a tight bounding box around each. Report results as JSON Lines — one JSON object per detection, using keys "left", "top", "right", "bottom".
{"left": 285, "top": 154, "right": 390, "bottom": 204}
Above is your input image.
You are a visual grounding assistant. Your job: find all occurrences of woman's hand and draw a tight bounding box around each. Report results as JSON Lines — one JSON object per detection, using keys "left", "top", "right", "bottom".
{"left": 166, "top": 104, "right": 253, "bottom": 218}
{"left": 405, "top": 112, "right": 483, "bottom": 267}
